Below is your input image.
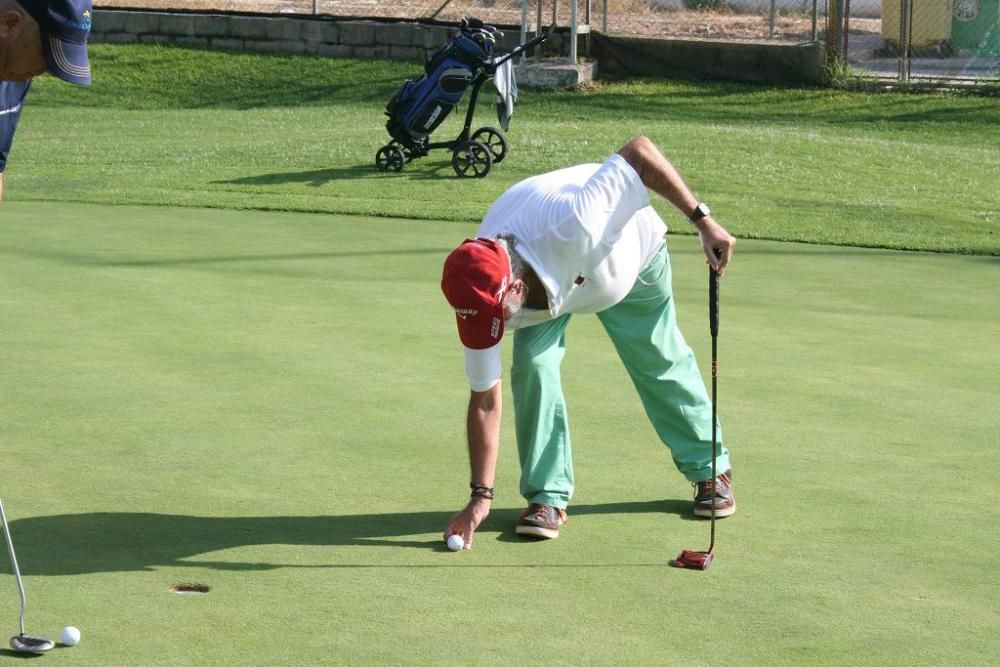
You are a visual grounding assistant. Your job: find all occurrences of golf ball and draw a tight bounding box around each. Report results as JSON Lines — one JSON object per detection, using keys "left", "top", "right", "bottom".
{"left": 446, "top": 534, "right": 465, "bottom": 551}
{"left": 61, "top": 626, "right": 81, "bottom": 646}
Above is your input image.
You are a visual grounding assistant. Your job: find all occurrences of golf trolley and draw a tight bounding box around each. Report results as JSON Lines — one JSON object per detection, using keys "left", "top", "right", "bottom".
{"left": 377, "top": 18, "right": 550, "bottom": 178}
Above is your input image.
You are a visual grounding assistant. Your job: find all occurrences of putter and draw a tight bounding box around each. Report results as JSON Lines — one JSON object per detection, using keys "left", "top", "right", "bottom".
{"left": 0, "top": 497, "right": 54, "bottom": 653}
{"left": 671, "top": 261, "right": 721, "bottom": 570}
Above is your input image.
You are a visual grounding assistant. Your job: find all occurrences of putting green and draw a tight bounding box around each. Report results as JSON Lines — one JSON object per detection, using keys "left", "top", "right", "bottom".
{"left": 1, "top": 202, "right": 997, "bottom": 665}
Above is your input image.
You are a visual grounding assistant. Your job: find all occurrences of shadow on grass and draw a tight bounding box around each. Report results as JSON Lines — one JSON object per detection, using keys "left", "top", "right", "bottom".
{"left": 213, "top": 165, "right": 377, "bottom": 187}
{"left": 5, "top": 500, "right": 694, "bottom": 575}
{"left": 532, "top": 83, "right": 1000, "bottom": 131}
{"left": 92, "top": 247, "right": 453, "bottom": 268}
{"left": 0, "top": 650, "right": 48, "bottom": 658}
{"left": 8, "top": 247, "right": 453, "bottom": 269}
{"left": 0, "top": 648, "right": 46, "bottom": 659}
{"left": 32, "top": 46, "right": 413, "bottom": 110}
{"left": 212, "top": 159, "right": 473, "bottom": 187}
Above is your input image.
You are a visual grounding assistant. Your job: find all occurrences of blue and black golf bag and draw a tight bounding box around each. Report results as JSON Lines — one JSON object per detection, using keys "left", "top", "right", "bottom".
{"left": 377, "top": 18, "right": 550, "bottom": 178}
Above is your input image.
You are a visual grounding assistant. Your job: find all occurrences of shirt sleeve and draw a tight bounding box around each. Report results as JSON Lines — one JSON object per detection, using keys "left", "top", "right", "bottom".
{"left": 0, "top": 81, "right": 30, "bottom": 172}
{"left": 570, "top": 153, "right": 650, "bottom": 242}
{"left": 464, "top": 343, "right": 502, "bottom": 392}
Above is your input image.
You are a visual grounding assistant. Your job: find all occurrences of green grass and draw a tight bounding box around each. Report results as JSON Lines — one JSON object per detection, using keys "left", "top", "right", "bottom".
{"left": 2, "top": 44, "right": 999, "bottom": 664}
{"left": 8, "top": 43, "right": 1000, "bottom": 254}
{"left": 1, "top": 201, "right": 998, "bottom": 665}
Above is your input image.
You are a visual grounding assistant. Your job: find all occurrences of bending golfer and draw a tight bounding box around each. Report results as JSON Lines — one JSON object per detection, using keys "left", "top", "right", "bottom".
{"left": 441, "top": 136, "right": 736, "bottom": 547}
{"left": 0, "top": 0, "right": 91, "bottom": 202}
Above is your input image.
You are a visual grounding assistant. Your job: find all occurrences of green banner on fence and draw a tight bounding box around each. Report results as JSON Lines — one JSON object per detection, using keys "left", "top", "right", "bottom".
{"left": 952, "top": 0, "right": 1000, "bottom": 55}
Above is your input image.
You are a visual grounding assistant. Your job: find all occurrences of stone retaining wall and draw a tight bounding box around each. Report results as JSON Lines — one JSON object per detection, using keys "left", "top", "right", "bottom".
{"left": 90, "top": 10, "right": 824, "bottom": 85}
{"left": 90, "top": 10, "right": 565, "bottom": 61}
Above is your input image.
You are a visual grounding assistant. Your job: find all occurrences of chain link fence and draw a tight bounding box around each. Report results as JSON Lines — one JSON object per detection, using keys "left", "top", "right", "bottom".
{"left": 854, "top": 0, "right": 1000, "bottom": 83}
{"left": 95, "top": 1, "right": 999, "bottom": 83}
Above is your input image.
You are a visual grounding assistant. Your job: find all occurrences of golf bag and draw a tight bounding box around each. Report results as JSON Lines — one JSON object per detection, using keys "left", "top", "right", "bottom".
{"left": 377, "top": 18, "right": 550, "bottom": 178}
{"left": 385, "top": 21, "right": 494, "bottom": 148}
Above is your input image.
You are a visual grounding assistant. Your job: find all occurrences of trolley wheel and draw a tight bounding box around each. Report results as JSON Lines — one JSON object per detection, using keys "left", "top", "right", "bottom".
{"left": 471, "top": 127, "right": 509, "bottom": 164}
{"left": 375, "top": 145, "right": 405, "bottom": 172}
{"left": 452, "top": 140, "right": 493, "bottom": 178}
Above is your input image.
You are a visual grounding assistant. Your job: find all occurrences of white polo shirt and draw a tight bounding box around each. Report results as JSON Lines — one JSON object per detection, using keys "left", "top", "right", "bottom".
{"left": 463, "top": 153, "right": 668, "bottom": 391}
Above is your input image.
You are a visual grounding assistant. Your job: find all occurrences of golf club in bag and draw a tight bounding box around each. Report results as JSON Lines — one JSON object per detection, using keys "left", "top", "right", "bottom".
{"left": 0, "top": 497, "right": 54, "bottom": 653}
{"left": 671, "top": 263, "right": 722, "bottom": 570}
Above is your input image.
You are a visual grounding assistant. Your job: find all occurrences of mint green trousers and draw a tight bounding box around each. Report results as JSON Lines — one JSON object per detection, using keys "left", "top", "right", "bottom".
{"left": 510, "top": 245, "right": 729, "bottom": 509}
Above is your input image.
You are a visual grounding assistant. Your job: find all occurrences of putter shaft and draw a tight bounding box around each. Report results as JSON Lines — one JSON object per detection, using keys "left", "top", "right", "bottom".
{"left": 0, "top": 497, "right": 29, "bottom": 635}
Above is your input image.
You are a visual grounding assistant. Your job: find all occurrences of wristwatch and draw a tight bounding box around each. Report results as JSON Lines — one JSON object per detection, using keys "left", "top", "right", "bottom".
{"left": 688, "top": 202, "right": 711, "bottom": 224}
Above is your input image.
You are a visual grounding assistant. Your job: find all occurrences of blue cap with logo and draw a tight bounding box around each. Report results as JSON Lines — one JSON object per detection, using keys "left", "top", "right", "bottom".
{"left": 21, "top": 0, "right": 92, "bottom": 85}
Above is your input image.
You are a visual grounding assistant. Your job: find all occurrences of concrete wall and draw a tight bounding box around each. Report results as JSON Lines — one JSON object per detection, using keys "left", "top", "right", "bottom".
{"left": 90, "top": 10, "right": 825, "bottom": 86}
{"left": 592, "top": 33, "right": 825, "bottom": 84}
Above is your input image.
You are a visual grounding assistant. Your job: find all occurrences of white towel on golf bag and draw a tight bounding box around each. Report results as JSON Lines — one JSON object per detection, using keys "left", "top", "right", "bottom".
{"left": 493, "top": 59, "right": 517, "bottom": 131}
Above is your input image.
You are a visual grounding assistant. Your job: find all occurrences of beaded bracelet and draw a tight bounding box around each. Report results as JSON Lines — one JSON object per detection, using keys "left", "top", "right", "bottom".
{"left": 470, "top": 483, "right": 495, "bottom": 500}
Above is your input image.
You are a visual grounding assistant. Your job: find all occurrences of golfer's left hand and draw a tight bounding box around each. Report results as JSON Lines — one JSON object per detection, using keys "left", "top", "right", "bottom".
{"left": 695, "top": 217, "right": 736, "bottom": 276}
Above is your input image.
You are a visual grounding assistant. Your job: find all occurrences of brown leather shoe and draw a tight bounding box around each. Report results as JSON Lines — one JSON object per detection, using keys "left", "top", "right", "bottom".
{"left": 515, "top": 503, "right": 568, "bottom": 539}
{"left": 693, "top": 470, "right": 736, "bottom": 518}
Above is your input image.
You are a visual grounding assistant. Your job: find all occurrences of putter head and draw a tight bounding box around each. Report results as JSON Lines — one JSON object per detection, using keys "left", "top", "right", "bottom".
{"left": 671, "top": 549, "right": 713, "bottom": 570}
{"left": 10, "top": 633, "right": 55, "bottom": 653}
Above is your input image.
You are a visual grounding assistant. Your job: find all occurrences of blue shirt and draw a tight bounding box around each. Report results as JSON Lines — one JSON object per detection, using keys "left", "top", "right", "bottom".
{"left": 1, "top": 80, "right": 31, "bottom": 172}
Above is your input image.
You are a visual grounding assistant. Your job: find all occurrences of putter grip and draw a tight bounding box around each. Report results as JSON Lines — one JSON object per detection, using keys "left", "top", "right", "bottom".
{"left": 709, "top": 266, "right": 719, "bottom": 337}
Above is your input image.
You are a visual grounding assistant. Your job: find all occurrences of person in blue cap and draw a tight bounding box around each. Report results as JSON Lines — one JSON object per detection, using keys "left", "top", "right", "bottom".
{"left": 0, "top": 0, "right": 91, "bottom": 202}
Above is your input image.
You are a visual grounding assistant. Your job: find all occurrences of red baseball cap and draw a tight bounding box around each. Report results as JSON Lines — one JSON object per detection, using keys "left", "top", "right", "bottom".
{"left": 441, "top": 238, "right": 512, "bottom": 349}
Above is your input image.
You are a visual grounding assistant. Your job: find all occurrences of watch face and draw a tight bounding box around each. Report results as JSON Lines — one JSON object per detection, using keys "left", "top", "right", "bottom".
{"left": 690, "top": 203, "right": 710, "bottom": 222}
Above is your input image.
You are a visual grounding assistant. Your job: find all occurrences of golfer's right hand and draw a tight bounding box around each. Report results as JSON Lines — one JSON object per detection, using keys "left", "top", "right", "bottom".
{"left": 445, "top": 498, "right": 491, "bottom": 550}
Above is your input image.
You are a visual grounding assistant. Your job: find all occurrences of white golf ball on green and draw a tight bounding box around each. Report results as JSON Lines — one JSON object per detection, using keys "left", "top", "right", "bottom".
{"left": 61, "top": 626, "right": 81, "bottom": 646}
{"left": 446, "top": 534, "right": 465, "bottom": 551}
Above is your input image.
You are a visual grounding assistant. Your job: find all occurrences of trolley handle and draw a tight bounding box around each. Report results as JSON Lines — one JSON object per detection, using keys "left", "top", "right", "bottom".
{"left": 491, "top": 25, "right": 553, "bottom": 68}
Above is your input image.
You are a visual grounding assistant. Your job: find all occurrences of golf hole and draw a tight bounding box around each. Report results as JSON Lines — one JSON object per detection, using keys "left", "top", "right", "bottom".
{"left": 169, "top": 583, "right": 211, "bottom": 595}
